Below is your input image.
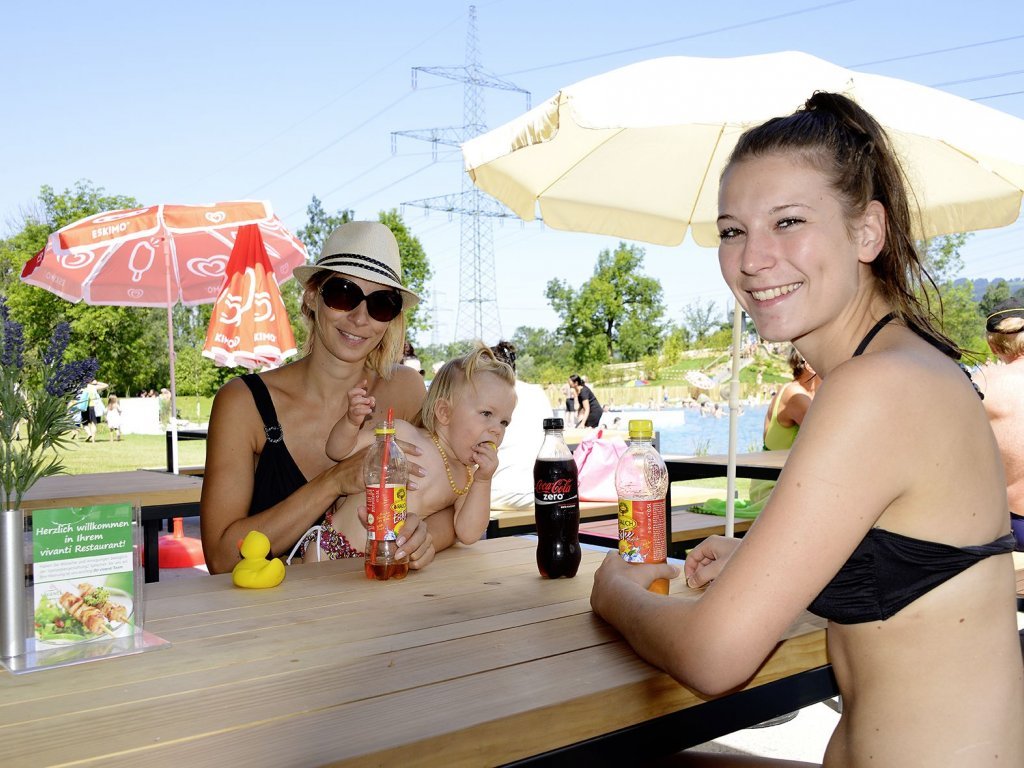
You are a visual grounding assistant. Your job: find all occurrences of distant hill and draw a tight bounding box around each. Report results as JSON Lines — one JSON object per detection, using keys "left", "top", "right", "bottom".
{"left": 954, "top": 277, "right": 1024, "bottom": 302}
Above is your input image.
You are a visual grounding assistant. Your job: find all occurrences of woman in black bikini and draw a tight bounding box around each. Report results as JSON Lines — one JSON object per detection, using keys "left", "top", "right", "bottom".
{"left": 201, "top": 222, "right": 454, "bottom": 574}
{"left": 590, "top": 93, "right": 1023, "bottom": 766}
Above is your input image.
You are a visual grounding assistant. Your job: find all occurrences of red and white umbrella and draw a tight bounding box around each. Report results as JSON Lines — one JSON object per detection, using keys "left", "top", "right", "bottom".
{"left": 22, "top": 200, "right": 305, "bottom": 306}
{"left": 202, "top": 223, "right": 297, "bottom": 370}
{"left": 21, "top": 200, "right": 308, "bottom": 470}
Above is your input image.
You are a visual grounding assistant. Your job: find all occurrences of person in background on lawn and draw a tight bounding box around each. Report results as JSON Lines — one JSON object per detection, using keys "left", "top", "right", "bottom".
{"left": 569, "top": 374, "right": 603, "bottom": 429}
{"left": 488, "top": 340, "right": 553, "bottom": 511}
{"left": 590, "top": 91, "right": 1022, "bottom": 766}
{"left": 979, "top": 297, "right": 1024, "bottom": 550}
{"left": 68, "top": 388, "right": 88, "bottom": 440}
{"left": 105, "top": 394, "right": 122, "bottom": 442}
{"left": 561, "top": 380, "right": 576, "bottom": 423}
{"left": 157, "top": 387, "right": 172, "bottom": 429}
{"left": 83, "top": 379, "right": 107, "bottom": 443}
{"left": 201, "top": 221, "right": 452, "bottom": 574}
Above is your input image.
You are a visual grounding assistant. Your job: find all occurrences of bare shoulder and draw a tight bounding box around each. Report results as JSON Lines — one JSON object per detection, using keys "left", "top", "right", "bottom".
{"left": 396, "top": 421, "right": 430, "bottom": 448}
{"left": 211, "top": 375, "right": 257, "bottom": 419}
{"left": 977, "top": 359, "right": 1024, "bottom": 392}
{"left": 373, "top": 365, "right": 427, "bottom": 421}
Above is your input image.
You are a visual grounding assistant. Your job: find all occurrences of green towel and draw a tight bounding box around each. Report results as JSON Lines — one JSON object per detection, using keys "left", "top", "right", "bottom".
{"left": 692, "top": 497, "right": 766, "bottom": 519}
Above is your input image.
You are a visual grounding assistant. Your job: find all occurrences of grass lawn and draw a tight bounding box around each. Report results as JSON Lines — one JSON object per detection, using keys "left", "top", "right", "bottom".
{"left": 55, "top": 427, "right": 208, "bottom": 474}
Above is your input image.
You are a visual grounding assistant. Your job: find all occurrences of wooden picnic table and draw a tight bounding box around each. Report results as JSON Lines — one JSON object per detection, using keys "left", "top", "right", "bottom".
{"left": 663, "top": 450, "right": 789, "bottom": 484}
{"left": 0, "top": 537, "right": 834, "bottom": 767}
{"left": 579, "top": 508, "right": 755, "bottom": 557}
{"left": 21, "top": 470, "right": 203, "bottom": 584}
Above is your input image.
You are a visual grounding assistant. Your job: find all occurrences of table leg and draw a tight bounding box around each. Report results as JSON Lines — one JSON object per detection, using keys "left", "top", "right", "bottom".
{"left": 143, "top": 519, "right": 160, "bottom": 583}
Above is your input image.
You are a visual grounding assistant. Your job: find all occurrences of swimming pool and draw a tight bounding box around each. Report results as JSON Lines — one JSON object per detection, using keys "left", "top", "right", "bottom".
{"left": 603, "top": 404, "right": 769, "bottom": 456}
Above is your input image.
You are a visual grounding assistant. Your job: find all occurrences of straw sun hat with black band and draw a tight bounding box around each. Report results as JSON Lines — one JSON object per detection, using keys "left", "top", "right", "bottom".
{"left": 293, "top": 221, "right": 420, "bottom": 310}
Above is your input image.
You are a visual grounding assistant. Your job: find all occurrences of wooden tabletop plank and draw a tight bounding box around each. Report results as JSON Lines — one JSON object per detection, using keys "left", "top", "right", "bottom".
{"left": 581, "top": 508, "right": 755, "bottom": 543}
{"left": 20, "top": 470, "right": 202, "bottom": 511}
{"left": 1, "top": 537, "right": 826, "bottom": 767}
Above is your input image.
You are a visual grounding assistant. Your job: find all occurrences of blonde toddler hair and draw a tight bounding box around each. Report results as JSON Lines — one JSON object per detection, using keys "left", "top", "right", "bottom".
{"left": 420, "top": 343, "right": 515, "bottom": 434}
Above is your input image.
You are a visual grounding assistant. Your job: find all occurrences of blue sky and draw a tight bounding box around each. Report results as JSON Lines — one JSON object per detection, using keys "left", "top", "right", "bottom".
{"left": 3, "top": 1, "right": 1022, "bottom": 346}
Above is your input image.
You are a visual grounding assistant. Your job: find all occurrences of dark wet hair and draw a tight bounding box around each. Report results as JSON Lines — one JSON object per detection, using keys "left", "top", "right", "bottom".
{"left": 569, "top": 374, "right": 584, "bottom": 386}
{"left": 726, "top": 91, "right": 957, "bottom": 355}
{"left": 490, "top": 340, "right": 517, "bottom": 374}
{"left": 787, "top": 345, "right": 808, "bottom": 378}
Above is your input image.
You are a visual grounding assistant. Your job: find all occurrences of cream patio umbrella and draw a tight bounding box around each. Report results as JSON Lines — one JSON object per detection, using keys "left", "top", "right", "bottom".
{"left": 462, "top": 51, "right": 1024, "bottom": 532}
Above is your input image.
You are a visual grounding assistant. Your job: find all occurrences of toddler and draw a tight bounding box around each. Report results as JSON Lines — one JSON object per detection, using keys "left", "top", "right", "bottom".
{"left": 105, "top": 394, "right": 122, "bottom": 441}
{"left": 300, "top": 344, "right": 517, "bottom": 562}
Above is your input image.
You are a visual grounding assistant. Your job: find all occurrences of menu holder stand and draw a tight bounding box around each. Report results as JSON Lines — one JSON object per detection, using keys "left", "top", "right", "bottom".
{"left": 1, "top": 503, "right": 169, "bottom": 675}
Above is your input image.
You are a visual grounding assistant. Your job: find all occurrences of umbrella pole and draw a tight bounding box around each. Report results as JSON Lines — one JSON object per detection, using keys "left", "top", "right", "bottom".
{"left": 725, "top": 303, "right": 743, "bottom": 537}
{"left": 162, "top": 241, "right": 179, "bottom": 475}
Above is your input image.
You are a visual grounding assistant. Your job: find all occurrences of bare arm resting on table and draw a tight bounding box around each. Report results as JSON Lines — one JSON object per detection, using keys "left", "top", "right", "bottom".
{"left": 590, "top": 357, "right": 930, "bottom": 694}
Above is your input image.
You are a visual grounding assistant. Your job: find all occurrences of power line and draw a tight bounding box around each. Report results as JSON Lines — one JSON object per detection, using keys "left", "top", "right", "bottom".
{"left": 243, "top": 91, "right": 416, "bottom": 197}
{"left": 930, "top": 68, "right": 1024, "bottom": 87}
{"left": 176, "top": 12, "right": 467, "bottom": 198}
{"left": 502, "top": 0, "right": 858, "bottom": 76}
{"left": 973, "top": 90, "right": 1024, "bottom": 102}
{"left": 847, "top": 33, "right": 1024, "bottom": 68}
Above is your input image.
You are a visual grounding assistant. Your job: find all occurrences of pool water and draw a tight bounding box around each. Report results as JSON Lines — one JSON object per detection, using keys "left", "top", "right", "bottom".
{"left": 603, "top": 404, "right": 768, "bottom": 456}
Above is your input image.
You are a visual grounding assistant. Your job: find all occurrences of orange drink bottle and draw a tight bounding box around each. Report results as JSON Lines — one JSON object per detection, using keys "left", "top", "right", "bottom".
{"left": 363, "top": 411, "right": 409, "bottom": 581}
{"left": 614, "top": 419, "right": 669, "bottom": 594}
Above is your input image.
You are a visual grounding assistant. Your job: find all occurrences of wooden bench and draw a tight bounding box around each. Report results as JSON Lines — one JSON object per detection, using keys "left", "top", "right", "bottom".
{"left": 487, "top": 501, "right": 618, "bottom": 538}
{"left": 579, "top": 506, "right": 754, "bottom": 558}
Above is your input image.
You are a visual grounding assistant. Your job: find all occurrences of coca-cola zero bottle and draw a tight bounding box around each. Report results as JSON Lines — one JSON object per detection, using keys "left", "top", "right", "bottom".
{"left": 533, "top": 417, "right": 581, "bottom": 578}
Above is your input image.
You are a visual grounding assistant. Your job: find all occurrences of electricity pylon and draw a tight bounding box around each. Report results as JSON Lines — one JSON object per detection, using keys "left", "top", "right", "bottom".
{"left": 393, "top": 5, "right": 529, "bottom": 343}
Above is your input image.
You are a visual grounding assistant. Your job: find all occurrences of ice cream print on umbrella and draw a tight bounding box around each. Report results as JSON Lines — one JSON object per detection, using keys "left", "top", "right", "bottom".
{"left": 23, "top": 201, "right": 305, "bottom": 306}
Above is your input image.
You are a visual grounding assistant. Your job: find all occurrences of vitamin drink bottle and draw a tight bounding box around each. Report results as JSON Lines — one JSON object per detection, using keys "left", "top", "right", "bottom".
{"left": 363, "top": 414, "right": 409, "bottom": 581}
{"left": 533, "top": 418, "right": 581, "bottom": 578}
{"left": 615, "top": 419, "right": 669, "bottom": 594}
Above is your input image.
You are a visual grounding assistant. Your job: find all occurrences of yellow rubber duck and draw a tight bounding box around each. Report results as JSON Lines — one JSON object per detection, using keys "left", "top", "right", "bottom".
{"left": 232, "top": 531, "right": 286, "bottom": 589}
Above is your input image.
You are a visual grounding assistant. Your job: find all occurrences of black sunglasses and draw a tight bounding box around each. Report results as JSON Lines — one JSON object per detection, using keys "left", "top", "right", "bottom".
{"left": 319, "top": 276, "right": 404, "bottom": 322}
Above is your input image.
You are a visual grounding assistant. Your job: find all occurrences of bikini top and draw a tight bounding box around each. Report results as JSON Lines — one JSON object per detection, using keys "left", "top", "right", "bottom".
{"left": 807, "top": 314, "right": 1012, "bottom": 624}
{"left": 241, "top": 374, "right": 309, "bottom": 518}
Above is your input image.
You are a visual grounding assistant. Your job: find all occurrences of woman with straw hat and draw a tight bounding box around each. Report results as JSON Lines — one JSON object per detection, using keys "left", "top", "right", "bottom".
{"left": 201, "top": 221, "right": 453, "bottom": 574}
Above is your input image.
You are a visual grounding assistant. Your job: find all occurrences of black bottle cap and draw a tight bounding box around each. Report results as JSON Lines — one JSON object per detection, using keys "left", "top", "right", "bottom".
{"left": 542, "top": 418, "right": 564, "bottom": 430}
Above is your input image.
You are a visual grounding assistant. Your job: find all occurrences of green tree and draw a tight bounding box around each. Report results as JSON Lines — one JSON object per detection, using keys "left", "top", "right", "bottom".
{"left": 661, "top": 324, "right": 691, "bottom": 365}
{"left": 510, "top": 326, "right": 575, "bottom": 384}
{"left": 920, "top": 234, "right": 985, "bottom": 353}
{"left": 0, "top": 181, "right": 175, "bottom": 395}
{"left": 296, "top": 196, "right": 354, "bottom": 259}
{"left": 682, "top": 299, "right": 719, "bottom": 344}
{"left": 545, "top": 242, "right": 665, "bottom": 368}
{"left": 378, "top": 209, "right": 432, "bottom": 337}
{"left": 979, "top": 279, "right": 1012, "bottom": 317}
{"left": 418, "top": 339, "right": 477, "bottom": 379}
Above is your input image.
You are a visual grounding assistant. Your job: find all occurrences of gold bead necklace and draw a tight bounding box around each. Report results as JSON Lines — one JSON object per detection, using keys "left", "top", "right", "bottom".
{"left": 430, "top": 432, "right": 473, "bottom": 496}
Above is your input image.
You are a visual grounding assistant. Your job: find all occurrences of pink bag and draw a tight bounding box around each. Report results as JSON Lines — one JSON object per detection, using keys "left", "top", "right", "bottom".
{"left": 573, "top": 432, "right": 628, "bottom": 502}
